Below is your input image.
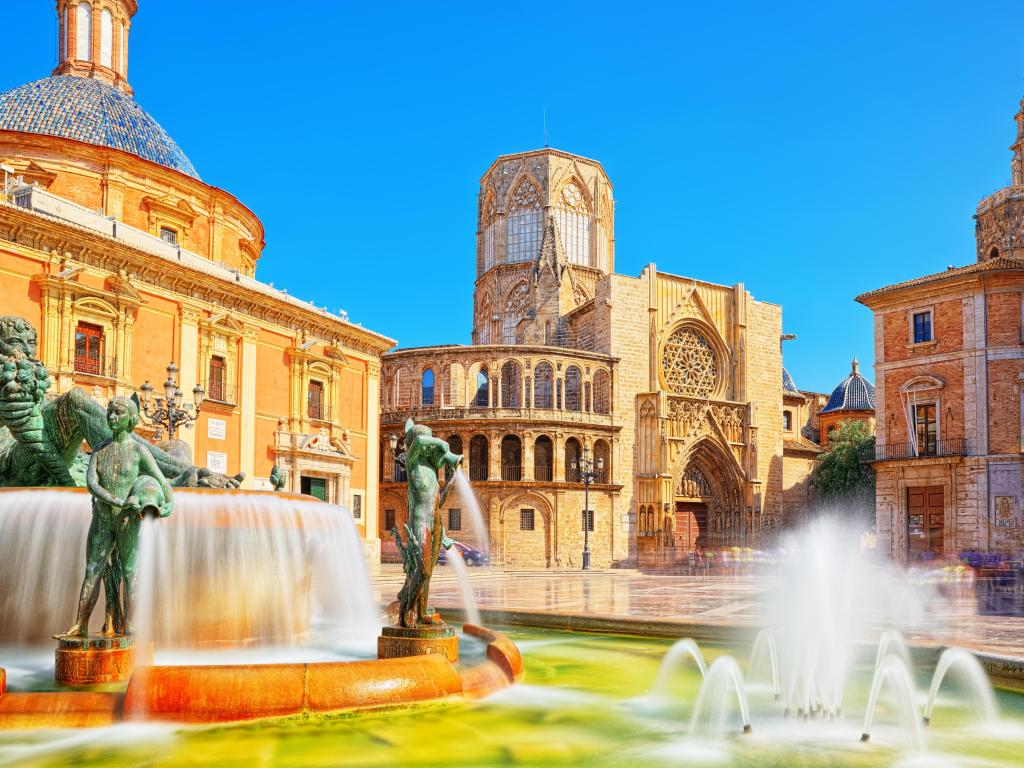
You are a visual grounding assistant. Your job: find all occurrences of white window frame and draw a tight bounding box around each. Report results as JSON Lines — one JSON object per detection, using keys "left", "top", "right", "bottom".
{"left": 909, "top": 307, "right": 935, "bottom": 346}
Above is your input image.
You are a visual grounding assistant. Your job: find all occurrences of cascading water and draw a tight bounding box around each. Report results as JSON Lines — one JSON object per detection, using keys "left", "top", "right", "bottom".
{"left": 688, "top": 655, "right": 752, "bottom": 738}
{"left": 923, "top": 647, "right": 999, "bottom": 726}
{"left": 0, "top": 488, "right": 378, "bottom": 651}
{"left": 860, "top": 654, "right": 924, "bottom": 751}
{"left": 446, "top": 544, "right": 482, "bottom": 626}
{"left": 748, "top": 628, "right": 781, "bottom": 700}
{"left": 650, "top": 638, "right": 708, "bottom": 701}
{"left": 452, "top": 469, "right": 489, "bottom": 554}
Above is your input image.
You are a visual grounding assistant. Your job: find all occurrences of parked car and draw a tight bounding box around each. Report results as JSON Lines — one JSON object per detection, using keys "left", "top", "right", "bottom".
{"left": 438, "top": 540, "right": 489, "bottom": 567}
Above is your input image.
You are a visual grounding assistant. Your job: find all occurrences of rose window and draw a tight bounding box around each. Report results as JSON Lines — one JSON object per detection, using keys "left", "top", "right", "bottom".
{"left": 662, "top": 327, "right": 718, "bottom": 398}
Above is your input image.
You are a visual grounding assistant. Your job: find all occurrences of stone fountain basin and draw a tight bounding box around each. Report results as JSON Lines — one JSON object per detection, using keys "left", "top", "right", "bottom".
{"left": 0, "top": 624, "right": 524, "bottom": 728}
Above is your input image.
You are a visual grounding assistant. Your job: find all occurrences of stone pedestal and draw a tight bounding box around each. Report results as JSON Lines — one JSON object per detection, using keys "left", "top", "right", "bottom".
{"left": 54, "top": 635, "right": 134, "bottom": 686}
{"left": 378, "top": 624, "right": 459, "bottom": 663}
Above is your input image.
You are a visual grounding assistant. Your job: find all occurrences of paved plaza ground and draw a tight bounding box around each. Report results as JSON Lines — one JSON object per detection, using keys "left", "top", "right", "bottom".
{"left": 373, "top": 564, "right": 1024, "bottom": 660}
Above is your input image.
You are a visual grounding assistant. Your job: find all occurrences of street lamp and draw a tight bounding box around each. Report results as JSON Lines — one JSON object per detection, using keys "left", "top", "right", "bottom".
{"left": 571, "top": 445, "right": 604, "bottom": 570}
{"left": 138, "top": 362, "right": 204, "bottom": 441}
{"left": 388, "top": 433, "right": 407, "bottom": 481}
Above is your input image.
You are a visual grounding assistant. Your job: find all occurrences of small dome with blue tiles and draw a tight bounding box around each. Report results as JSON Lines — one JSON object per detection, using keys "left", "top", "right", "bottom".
{"left": 782, "top": 367, "right": 800, "bottom": 394}
{"left": 821, "top": 357, "right": 876, "bottom": 414}
{"left": 0, "top": 76, "right": 198, "bottom": 179}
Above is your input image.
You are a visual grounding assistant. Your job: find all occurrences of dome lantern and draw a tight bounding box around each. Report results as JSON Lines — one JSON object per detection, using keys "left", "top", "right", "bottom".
{"left": 52, "top": 1, "right": 137, "bottom": 95}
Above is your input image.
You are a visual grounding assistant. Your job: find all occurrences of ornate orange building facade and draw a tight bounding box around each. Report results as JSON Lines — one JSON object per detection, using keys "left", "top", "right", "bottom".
{"left": 0, "top": 1, "right": 392, "bottom": 550}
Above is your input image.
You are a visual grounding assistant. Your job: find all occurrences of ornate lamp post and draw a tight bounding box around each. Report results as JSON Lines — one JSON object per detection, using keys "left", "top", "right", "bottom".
{"left": 138, "top": 362, "right": 204, "bottom": 441}
{"left": 571, "top": 445, "right": 604, "bottom": 571}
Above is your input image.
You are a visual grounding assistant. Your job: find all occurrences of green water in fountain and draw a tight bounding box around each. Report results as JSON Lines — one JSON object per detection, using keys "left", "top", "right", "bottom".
{"left": 3, "top": 628, "right": 1023, "bottom": 768}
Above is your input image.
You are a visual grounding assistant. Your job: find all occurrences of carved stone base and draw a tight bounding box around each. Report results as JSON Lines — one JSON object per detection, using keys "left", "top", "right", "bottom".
{"left": 54, "top": 635, "right": 134, "bottom": 686}
{"left": 377, "top": 624, "right": 459, "bottom": 663}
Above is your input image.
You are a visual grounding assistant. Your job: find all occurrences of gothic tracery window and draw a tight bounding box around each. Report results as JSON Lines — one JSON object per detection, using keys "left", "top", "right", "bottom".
{"left": 482, "top": 192, "right": 497, "bottom": 271}
{"left": 555, "top": 180, "right": 591, "bottom": 267}
{"left": 502, "top": 282, "right": 530, "bottom": 344}
{"left": 506, "top": 178, "right": 542, "bottom": 263}
{"left": 661, "top": 327, "right": 719, "bottom": 398}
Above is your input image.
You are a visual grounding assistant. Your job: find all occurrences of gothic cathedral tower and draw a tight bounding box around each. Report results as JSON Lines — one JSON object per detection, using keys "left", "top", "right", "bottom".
{"left": 473, "top": 150, "right": 615, "bottom": 349}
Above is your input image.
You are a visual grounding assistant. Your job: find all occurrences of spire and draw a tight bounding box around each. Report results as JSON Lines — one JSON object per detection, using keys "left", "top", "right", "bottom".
{"left": 534, "top": 216, "right": 568, "bottom": 285}
{"left": 52, "top": 1, "right": 137, "bottom": 95}
{"left": 851, "top": 356, "right": 860, "bottom": 375}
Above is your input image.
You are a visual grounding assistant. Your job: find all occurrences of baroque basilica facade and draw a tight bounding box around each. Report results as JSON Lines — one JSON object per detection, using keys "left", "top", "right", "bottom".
{"left": 379, "top": 149, "right": 832, "bottom": 568}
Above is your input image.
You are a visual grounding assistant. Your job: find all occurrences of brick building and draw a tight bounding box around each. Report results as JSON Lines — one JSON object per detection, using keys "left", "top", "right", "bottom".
{"left": 379, "top": 149, "right": 826, "bottom": 568}
{"left": 0, "top": 2, "right": 392, "bottom": 551}
{"left": 858, "top": 96, "right": 1024, "bottom": 560}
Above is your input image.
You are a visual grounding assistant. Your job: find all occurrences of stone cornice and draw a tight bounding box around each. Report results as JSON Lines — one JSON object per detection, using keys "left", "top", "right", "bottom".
{"left": 0, "top": 203, "right": 395, "bottom": 358}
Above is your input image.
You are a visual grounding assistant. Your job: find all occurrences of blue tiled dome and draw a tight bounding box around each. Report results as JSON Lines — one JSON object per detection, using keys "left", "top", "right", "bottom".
{"left": 821, "top": 358, "right": 876, "bottom": 414}
{"left": 0, "top": 76, "right": 199, "bottom": 179}
{"left": 782, "top": 367, "right": 800, "bottom": 394}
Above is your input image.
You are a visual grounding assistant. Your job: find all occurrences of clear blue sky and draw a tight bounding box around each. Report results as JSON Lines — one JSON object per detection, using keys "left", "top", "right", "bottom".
{"left": 6, "top": 1, "right": 1024, "bottom": 393}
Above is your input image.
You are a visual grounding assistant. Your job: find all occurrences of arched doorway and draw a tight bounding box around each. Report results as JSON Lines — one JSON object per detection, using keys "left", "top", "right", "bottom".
{"left": 672, "top": 437, "right": 746, "bottom": 553}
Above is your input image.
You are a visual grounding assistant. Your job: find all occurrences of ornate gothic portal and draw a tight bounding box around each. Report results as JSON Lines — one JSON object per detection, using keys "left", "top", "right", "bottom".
{"left": 672, "top": 439, "right": 747, "bottom": 551}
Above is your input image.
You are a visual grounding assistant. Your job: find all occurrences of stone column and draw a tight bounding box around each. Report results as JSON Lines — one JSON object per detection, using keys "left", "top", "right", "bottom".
{"left": 365, "top": 359, "right": 382, "bottom": 544}
{"left": 177, "top": 306, "right": 201, "bottom": 460}
{"left": 239, "top": 326, "right": 259, "bottom": 488}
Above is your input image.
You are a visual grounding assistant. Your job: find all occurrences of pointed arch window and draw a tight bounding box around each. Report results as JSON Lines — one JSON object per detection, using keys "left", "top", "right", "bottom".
{"left": 482, "top": 192, "right": 497, "bottom": 271}
{"left": 503, "top": 282, "right": 530, "bottom": 344}
{"left": 556, "top": 181, "right": 591, "bottom": 267}
{"left": 507, "top": 179, "right": 542, "bottom": 263}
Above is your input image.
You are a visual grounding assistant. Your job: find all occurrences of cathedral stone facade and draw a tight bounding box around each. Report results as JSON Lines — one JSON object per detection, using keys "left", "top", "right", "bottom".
{"left": 380, "top": 149, "right": 819, "bottom": 568}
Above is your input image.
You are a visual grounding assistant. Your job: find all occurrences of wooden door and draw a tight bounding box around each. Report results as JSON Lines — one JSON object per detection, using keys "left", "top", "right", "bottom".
{"left": 907, "top": 486, "right": 944, "bottom": 559}
{"left": 675, "top": 501, "right": 708, "bottom": 553}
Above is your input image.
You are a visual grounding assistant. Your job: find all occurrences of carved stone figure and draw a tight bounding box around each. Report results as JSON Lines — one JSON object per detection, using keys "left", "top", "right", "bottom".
{"left": 392, "top": 418, "right": 462, "bottom": 628}
{"left": 0, "top": 316, "right": 243, "bottom": 489}
{"left": 59, "top": 396, "right": 173, "bottom": 637}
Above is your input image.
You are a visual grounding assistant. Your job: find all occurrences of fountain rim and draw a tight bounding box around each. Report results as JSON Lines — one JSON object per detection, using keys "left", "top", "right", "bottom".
{"left": 0, "top": 486, "right": 324, "bottom": 502}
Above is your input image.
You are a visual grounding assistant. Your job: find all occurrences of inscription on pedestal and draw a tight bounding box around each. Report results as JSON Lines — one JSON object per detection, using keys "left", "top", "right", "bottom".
{"left": 54, "top": 635, "right": 134, "bottom": 686}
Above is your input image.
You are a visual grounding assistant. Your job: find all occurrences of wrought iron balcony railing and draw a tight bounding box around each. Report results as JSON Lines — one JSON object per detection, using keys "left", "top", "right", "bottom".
{"left": 72, "top": 350, "right": 117, "bottom": 379}
{"left": 874, "top": 438, "right": 967, "bottom": 461}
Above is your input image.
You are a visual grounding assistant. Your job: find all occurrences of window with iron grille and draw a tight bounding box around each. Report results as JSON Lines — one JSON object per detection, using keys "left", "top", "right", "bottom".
{"left": 308, "top": 380, "right": 324, "bottom": 420}
{"left": 520, "top": 508, "right": 535, "bottom": 531}
{"left": 352, "top": 494, "right": 362, "bottom": 520}
{"left": 385, "top": 509, "right": 396, "bottom": 532}
{"left": 74, "top": 322, "right": 103, "bottom": 375}
{"left": 208, "top": 355, "right": 226, "bottom": 402}
{"left": 448, "top": 508, "right": 462, "bottom": 531}
{"left": 159, "top": 226, "right": 178, "bottom": 245}
{"left": 581, "top": 509, "right": 595, "bottom": 532}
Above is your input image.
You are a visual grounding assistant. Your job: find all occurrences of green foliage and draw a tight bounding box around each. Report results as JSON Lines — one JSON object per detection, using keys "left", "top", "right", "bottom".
{"left": 811, "top": 420, "right": 876, "bottom": 513}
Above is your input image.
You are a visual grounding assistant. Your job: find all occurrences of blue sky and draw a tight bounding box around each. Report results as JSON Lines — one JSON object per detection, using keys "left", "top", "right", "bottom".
{"left": 6, "top": 1, "right": 1024, "bottom": 393}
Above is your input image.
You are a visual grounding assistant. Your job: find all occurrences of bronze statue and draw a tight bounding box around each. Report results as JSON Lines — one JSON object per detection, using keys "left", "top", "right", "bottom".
{"left": 60, "top": 396, "right": 173, "bottom": 638}
{"left": 392, "top": 419, "right": 462, "bottom": 628}
{"left": 0, "top": 316, "right": 243, "bottom": 489}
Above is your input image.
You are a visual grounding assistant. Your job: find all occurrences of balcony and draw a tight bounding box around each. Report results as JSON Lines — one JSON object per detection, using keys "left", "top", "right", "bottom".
{"left": 204, "top": 383, "right": 237, "bottom": 406}
{"left": 72, "top": 350, "right": 117, "bottom": 379}
{"left": 874, "top": 438, "right": 967, "bottom": 461}
{"left": 381, "top": 404, "right": 614, "bottom": 427}
{"left": 500, "top": 465, "right": 522, "bottom": 482}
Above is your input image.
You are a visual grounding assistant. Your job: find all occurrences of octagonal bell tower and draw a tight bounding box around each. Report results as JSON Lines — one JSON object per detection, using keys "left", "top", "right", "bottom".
{"left": 473, "top": 149, "right": 615, "bottom": 348}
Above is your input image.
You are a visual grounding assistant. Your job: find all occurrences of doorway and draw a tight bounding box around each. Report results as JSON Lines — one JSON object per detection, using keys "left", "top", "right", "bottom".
{"left": 674, "top": 500, "right": 708, "bottom": 553}
{"left": 907, "top": 486, "right": 943, "bottom": 559}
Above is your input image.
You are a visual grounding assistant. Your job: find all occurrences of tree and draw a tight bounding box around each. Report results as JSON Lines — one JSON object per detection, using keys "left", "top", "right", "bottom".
{"left": 811, "top": 420, "right": 876, "bottom": 521}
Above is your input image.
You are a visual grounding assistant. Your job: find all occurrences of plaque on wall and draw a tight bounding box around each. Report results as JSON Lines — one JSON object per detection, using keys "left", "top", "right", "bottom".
{"left": 206, "top": 451, "right": 228, "bottom": 474}
{"left": 994, "top": 496, "right": 1016, "bottom": 529}
{"left": 207, "top": 418, "right": 226, "bottom": 440}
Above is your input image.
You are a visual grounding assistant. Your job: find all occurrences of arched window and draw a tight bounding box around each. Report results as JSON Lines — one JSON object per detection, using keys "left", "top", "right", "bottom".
{"left": 639, "top": 401, "right": 657, "bottom": 474}
{"left": 593, "top": 439, "right": 610, "bottom": 483}
{"left": 473, "top": 368, "right": 489, "bottom": 407}
{"left": 100, "top": 8, "right": 113, "bottom": 67}
{"left": 593, "top": 369, "right": 611, "bottom": 414}
{"left": 76, "top": 3, "right": 92, "bottom": 61}
{"left": 564, "top": 438, "right": 581, "bottom": 482}
{"left": 500, "top": 361, "right": 522, "bottom": 408}
{"left": 469, "top": 435, "right": 488, "bottom": 481}
{"left": 565, "top": 366, "right": 582, "bottom": 412}
{"left": 447, "top": 435, "right": 463, "bottom": 458}
{"left": 989, "top": 246, "right": 1000, "bottom": 260}
{"left": 503, "top": 282, "right": 530, "bottom": 344}
{"left": 421, "top": 368, "right": 435, "bottom": 406}
{"left": 555, "top": 180, "right": 591, "bottom": 266}
{"left": 482, "top": 192, "right": 497, "bottom": 271}
{"left": 393, "top": 366, "right": 412, "bottom": 407}
{"left": 534, "top": 436, "right": 553, "bottom": 482}
{"left": 506, "top": 178, "right": 541, "bottom": 263}
{"left": 500, "top": 435, "right": 522, "bottom": 481}
{"left": 533, "top": 362, "right": 553, "bottom": 409}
